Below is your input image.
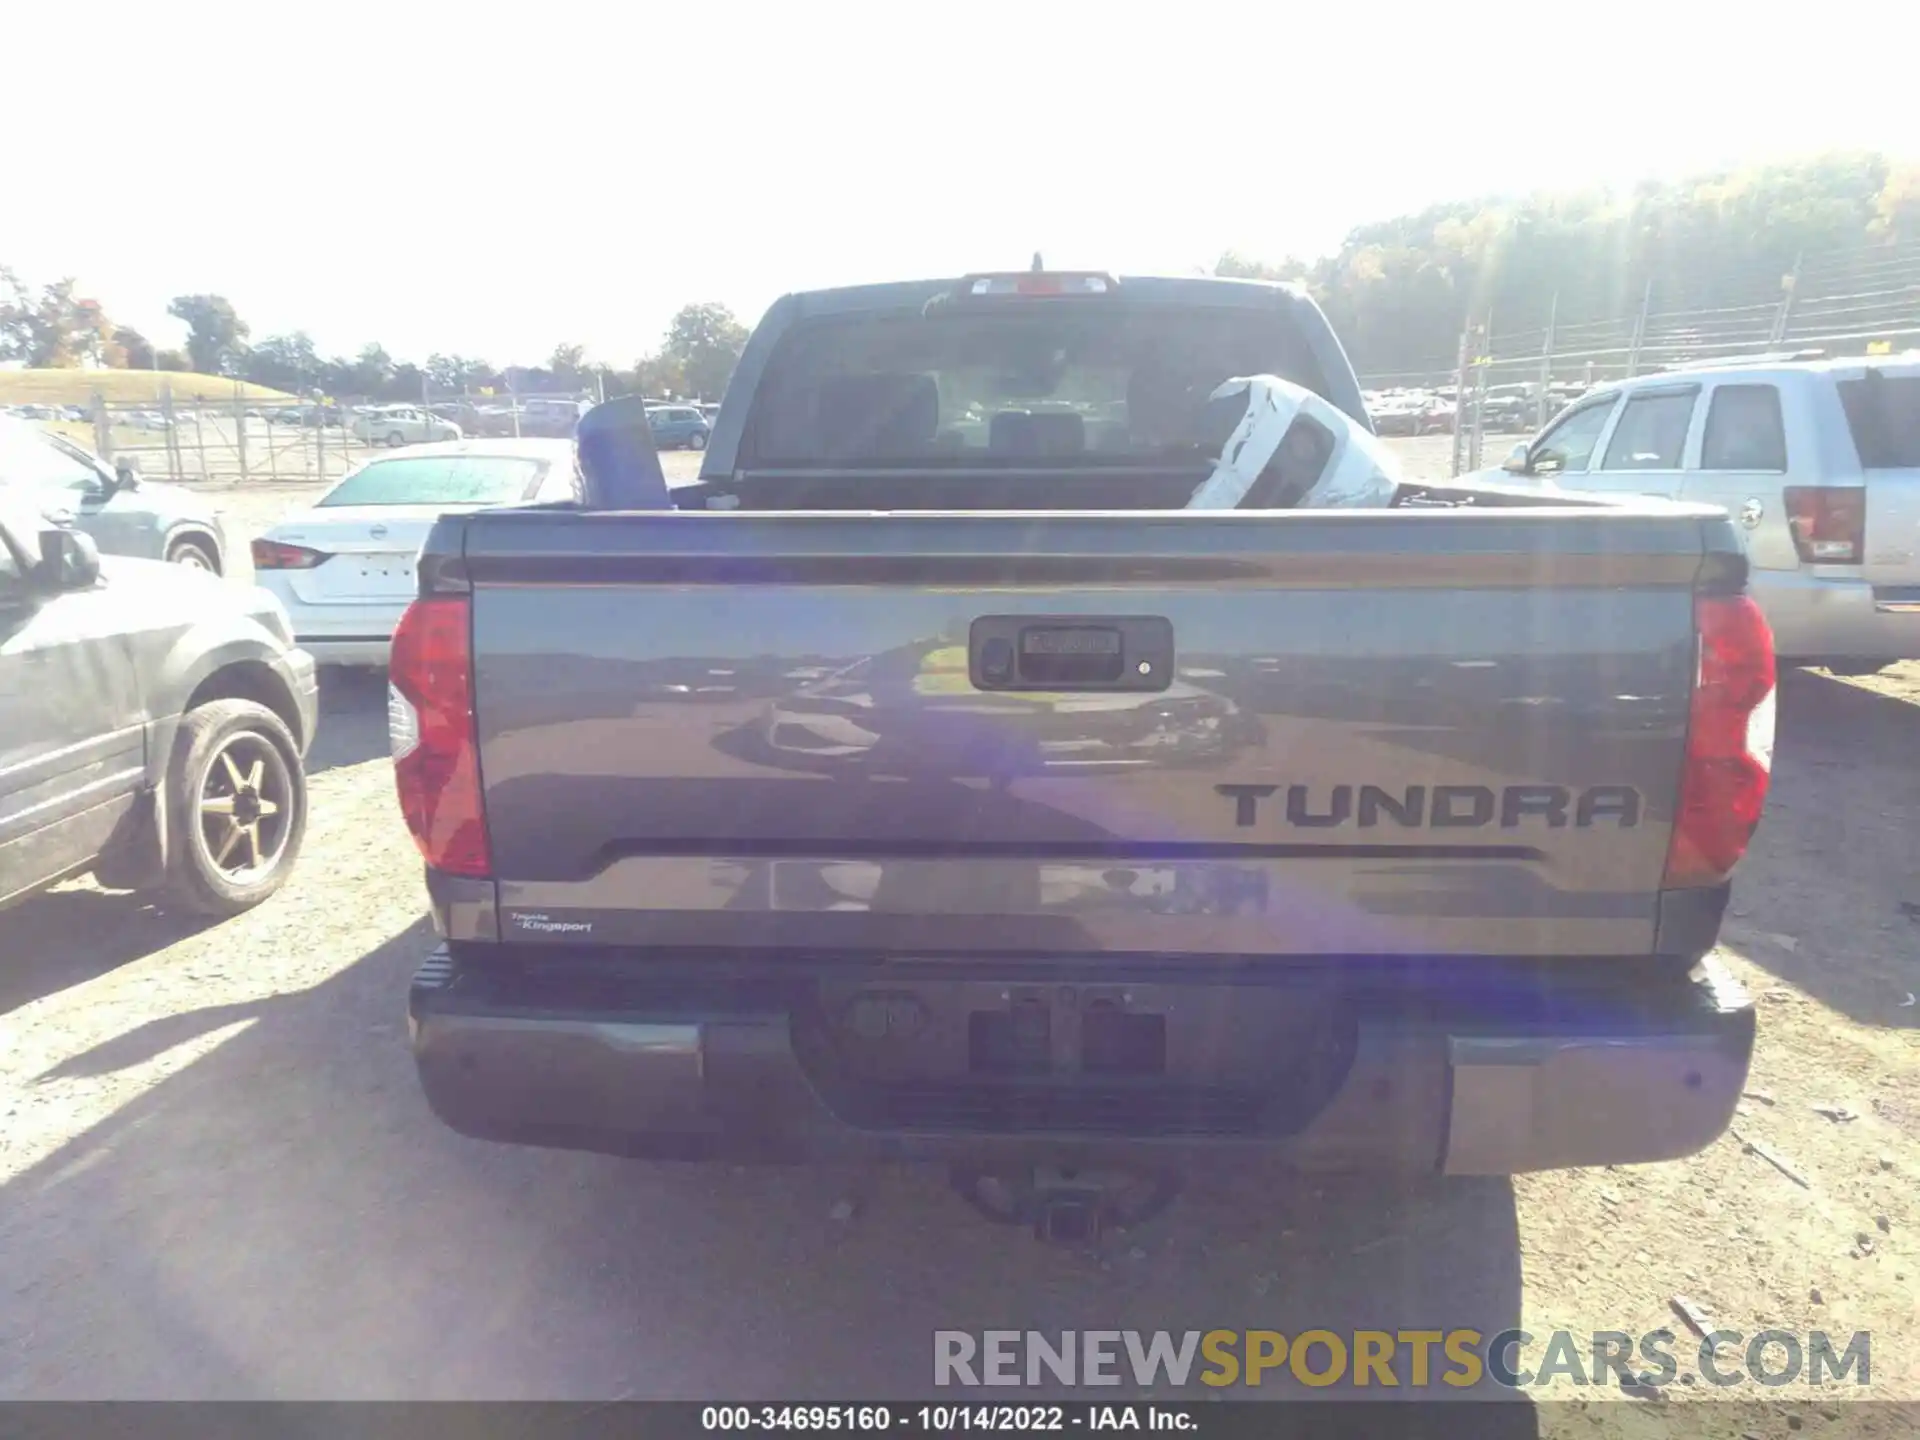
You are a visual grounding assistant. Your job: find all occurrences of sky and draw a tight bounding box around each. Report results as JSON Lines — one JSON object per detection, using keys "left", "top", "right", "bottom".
{"left": 8, "top": 1, "right": 1916, "bottom": 370}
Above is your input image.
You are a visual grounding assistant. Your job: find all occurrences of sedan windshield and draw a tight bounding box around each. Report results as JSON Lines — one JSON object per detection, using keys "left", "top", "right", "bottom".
{"left": 318, "top": 455, "right": 546, "bottom": 507}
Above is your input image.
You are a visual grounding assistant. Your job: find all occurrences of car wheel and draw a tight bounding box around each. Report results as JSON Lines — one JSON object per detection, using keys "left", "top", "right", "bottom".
{"left": 159, "top": 699, "right": 307, "bottom": 917}
{"left": 689, "top": 432, "right": 708, "bottom": 451}
{"left": 167, "top": 537, "right": 219, "bottom": 573}
{"left": 386, "top": 431, "right": 406, "bottom": 447}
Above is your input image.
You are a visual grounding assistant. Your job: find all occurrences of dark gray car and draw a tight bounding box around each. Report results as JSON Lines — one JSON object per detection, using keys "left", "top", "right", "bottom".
{"left": 0, "top": 499, "right": 318, "bottom": 915}
{"left": 0, "top": 414, "right": 228, "bottom": 572}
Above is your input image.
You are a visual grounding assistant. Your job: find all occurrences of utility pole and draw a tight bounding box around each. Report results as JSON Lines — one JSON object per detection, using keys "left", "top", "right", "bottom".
{"left": 1624, "top": 279, "right": 1653, "bottom": 379}
{"left": 1768, "top": 252, "right": 1803, "bottom": 347}
{"left": 1536, "top": 293, "right": 1558, "bottom": 430}
{"left": 1449, "top": 326, "right": 1472, "bottom": 478}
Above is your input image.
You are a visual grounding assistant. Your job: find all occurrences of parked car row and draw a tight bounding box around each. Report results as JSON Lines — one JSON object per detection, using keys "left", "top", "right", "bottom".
{"left": 1364, "top": 388, "right": 1455, "bottom": 436}
{"left": 1361, "top": 382, "right": 1593, "bottom": 436}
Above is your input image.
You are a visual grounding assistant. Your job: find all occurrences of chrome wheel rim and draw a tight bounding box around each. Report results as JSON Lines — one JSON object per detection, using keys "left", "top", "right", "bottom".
{"left": 196, "top": 730, "right": 295, "bottom": 883}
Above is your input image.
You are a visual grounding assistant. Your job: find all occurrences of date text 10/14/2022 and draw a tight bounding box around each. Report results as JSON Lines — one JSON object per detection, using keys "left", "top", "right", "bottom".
{"left": 701, "top": 1406, "right": 1194, "bottom": 1432}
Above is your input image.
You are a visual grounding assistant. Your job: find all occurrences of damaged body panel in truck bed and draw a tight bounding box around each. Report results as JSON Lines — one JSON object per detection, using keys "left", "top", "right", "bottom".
{"left": 398, "top": 273, "right": 1770, "bottom": 1198}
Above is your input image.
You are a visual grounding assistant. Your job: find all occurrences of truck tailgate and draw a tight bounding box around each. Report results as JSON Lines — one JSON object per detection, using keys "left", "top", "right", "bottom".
{"left": 460, "top": 508, "right": 1711, "bottom": 958}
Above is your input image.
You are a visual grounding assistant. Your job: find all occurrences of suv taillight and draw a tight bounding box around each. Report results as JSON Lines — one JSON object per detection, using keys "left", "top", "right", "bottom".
{"left": 389, "top": 595, "right": 490, "bottom": 876}
{"left": 1783, "top": 485, "right": 1864, "bottom": 563}
{"left": 1663, "top": 594, "right": 1776, "bottom": 889}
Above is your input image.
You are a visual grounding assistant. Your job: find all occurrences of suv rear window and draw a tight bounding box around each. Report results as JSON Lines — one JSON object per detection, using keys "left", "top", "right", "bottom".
{"left": 1837, "top": 374, "right": 1920, "bottom": 468}
{"left": 745, "top": 305, "right": 1330, "bottom": 467}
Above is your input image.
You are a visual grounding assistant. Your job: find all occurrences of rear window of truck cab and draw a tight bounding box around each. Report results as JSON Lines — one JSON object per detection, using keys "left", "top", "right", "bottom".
{"left": 743, "top": 305, "right": 1333, "bottom": 467}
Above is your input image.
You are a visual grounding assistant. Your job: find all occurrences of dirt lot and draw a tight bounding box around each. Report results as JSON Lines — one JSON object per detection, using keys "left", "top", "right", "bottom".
{"left": 0, "top": 443, "right": 1915, "bottom": 1429}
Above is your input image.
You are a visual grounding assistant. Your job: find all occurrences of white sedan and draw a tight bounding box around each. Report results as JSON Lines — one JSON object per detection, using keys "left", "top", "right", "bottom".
{"left": 250, "top": 438, "right": 578, "bottom": 667}
{"left": 349, "top": 406, "right": 462, "bottom": 447}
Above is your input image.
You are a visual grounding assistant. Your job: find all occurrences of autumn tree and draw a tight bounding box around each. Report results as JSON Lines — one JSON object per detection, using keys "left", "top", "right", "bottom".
{"left": 0, "top": 269, "right": 113, "bottom": 366}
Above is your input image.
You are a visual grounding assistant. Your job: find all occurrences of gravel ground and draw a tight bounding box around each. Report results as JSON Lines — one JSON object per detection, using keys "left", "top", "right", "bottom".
{"left": 0, "top": 441, "right": 1915, "bottom": 1430}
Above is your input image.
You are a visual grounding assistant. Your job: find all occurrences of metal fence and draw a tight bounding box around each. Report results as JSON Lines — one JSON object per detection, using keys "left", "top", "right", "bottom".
{"left": 36, "top": 384, "right": 601, "bottom": 488}
{"left": 1357, "top": 239, "right": 1920, "bottom": 476}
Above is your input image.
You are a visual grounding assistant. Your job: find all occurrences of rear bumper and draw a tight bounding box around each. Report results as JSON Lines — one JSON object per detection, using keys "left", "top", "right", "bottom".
{"left": 287, "top": 609, "right": 403, "bottom": 668}
{"left": 1754, "top": 569, "right": 1920, "bottom": 662}
{"left": 409, "top": 948, "right": 1754, "bottom": 1176}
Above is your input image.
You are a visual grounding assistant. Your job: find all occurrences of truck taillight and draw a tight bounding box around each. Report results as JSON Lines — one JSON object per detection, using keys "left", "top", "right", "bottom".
{"left": 1663, "top": 594, "right": 1776, "bottom": 889}
{"left": 251, "top": 539, "right": 330, "bottom": 569}
{"left": 389, "top": 595, "right": 490, "bottom": 877}
{"left": 1783, "top": 485, "right": 1864, "bottom": 563}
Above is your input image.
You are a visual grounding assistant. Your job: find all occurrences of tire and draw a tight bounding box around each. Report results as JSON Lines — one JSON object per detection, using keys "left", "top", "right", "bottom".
{"left": 158, "top": 699, "right": 307, "bottom": 918}
{"left": 167, "top": 536, "right": 219, "bottom": 573}
{"left": 689, "top": 432, "right": 708, "bottom": 451}
{"left": 386, "top": 431, "right": 406, "bottom": 447}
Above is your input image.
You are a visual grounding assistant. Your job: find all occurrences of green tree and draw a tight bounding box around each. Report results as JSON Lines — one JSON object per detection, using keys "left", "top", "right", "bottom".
{"left": 391, "top": 361, "right": 426, "bottom": 404}
{"left": 662, "top": 302, "right": 748, "bottom": 401}
{"left": 342, "top": 342, "right": 395, "bottom": 398}
{"left": 548, "top": 342, "right": 587, "bottom": 384}
{"left": 245, "top": 331, "right": 323, "bottom": 392}
{"left": 1214, "top": 251, "right": 1309, "bottom": 283}
{"left": 629, "top": 352, "right": 685, "bottom": 398}
{"left": 110, "top": 325, "right": 155, "bottom": 369}
{"left": 167, "top": 293, "right": 250, "bottom": 375}
{"left": 1224, "top": 151, "right": 1915, "bottom": 378}
{"left": 425, "top": 352, "right": 496, "bottom": 394}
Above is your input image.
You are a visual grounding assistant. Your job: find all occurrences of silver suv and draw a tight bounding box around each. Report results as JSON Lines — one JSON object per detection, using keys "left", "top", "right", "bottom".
{"left": 1482, "top": 354, "right": 1920, "bottom": 672}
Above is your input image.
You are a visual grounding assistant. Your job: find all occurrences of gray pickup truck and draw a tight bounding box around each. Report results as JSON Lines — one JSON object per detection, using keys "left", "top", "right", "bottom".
{"left": 395, "top": 272, "right": 1774, "bottom": 1239}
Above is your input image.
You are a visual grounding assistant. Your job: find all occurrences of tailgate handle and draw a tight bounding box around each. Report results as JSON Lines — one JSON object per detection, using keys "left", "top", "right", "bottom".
{"left": 970, "top": 616, "right": 1174, "bottom": 693}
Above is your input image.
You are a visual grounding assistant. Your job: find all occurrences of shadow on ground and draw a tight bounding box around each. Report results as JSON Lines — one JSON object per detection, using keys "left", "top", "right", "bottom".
{"left": 306, "top": 667, "right": 392, "bottom": 776}
{"left": 1725, "top": 669, "right": 1920, "bottom": 1027}
{"left": 1, "top": 917, "right": 1530, "bottom": 1414}
{"left": 0, "top": 890, "right": 217, "bottom": 1018}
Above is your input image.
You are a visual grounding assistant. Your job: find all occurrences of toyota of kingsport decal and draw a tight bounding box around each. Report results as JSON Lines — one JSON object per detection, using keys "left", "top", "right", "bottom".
{"left": 508, "top": 911, "right": 595, "bottom": 935}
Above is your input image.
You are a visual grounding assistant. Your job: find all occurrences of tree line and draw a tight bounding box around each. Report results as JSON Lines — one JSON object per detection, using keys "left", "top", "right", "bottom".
{"left": 1215, "top": 152, "right": 1919, "bottom": 378}
{"left": 1, "top": 276, "right": 750, "bottom": 405}
{"left": 9, "top": 152, "right": 1915, "bottom": 400}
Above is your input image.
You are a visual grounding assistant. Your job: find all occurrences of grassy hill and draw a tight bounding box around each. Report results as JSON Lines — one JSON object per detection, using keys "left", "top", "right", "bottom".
{"left": 0, "top": 369, "right": 296, "bottom": 405}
